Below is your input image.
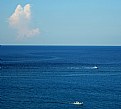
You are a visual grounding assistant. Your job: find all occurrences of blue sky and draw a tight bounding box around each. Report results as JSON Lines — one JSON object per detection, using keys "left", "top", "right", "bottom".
{"left": 0, "top": 0, "right": 121, "bottom": 45}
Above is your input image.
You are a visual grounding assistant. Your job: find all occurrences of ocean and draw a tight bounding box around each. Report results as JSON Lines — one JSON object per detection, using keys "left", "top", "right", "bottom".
{"left": 0, "top": 46, "right": 121, "bottom": 109}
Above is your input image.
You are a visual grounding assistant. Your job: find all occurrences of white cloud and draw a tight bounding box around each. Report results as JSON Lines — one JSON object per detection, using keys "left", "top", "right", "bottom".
{"left": 9, "top": 4, "right": 40, "bottom": 39}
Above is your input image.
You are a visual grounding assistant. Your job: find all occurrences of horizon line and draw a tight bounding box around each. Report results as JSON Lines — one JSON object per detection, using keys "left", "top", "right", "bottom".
{"left": 0, "top": 44, "right": 121, "bottom": 47}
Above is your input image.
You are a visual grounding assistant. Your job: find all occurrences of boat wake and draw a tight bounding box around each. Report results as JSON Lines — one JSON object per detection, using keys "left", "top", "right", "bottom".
{"left": 85, "top": 66, "right": 98, "bottom": 69}
{"left": 67, "top": 66, "right": 98, "bottom": 70}
{"left": 43, "top": 101, "right": 83, "bottom": 106}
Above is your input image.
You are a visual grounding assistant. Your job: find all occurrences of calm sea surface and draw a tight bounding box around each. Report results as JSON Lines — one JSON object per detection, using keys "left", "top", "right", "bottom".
{"left": 0, "top": 46, "right": 121, "bottom": 109}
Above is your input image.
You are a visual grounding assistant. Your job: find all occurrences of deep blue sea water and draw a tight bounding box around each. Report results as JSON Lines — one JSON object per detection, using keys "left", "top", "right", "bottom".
{"left": 0, "top": 46, "right": 121, "bottom": 109}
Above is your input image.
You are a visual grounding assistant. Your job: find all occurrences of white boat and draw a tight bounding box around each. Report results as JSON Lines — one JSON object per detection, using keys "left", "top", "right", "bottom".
{"left": 93, "top": 66, "right": 98, "bottom": 69}
{"left": 73, "top": 101, "right": 83, "bottom": 105}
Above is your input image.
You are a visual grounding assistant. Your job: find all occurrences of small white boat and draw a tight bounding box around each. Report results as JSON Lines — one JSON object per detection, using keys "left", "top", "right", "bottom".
{"left": 93, "top": 66, "right": 98, "bottom": 69}
{"left": 73, "top": 101, "right": 83, "bottom": 105}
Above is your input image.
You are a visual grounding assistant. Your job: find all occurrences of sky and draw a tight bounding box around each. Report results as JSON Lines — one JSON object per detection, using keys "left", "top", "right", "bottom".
{"left": 0, "top": 0, "right": 121, "bottom": 45}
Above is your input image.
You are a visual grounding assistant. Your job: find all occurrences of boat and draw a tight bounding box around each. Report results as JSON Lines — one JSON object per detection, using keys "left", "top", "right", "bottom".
{"left": 72, "top": 101, "right": 83, "bottom": 105}
{"left": 93, "top": 66, "right": 98, "bottom": 69}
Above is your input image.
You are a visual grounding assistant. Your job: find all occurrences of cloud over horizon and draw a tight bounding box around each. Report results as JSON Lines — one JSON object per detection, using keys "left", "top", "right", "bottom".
{"left": 9, "top": 4, "right": 40, "bottom": 39}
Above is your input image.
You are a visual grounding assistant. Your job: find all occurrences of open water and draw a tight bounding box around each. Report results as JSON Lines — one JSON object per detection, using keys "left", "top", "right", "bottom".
{"left": 0, "top": 46, "right": 121, "bottom": 109}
